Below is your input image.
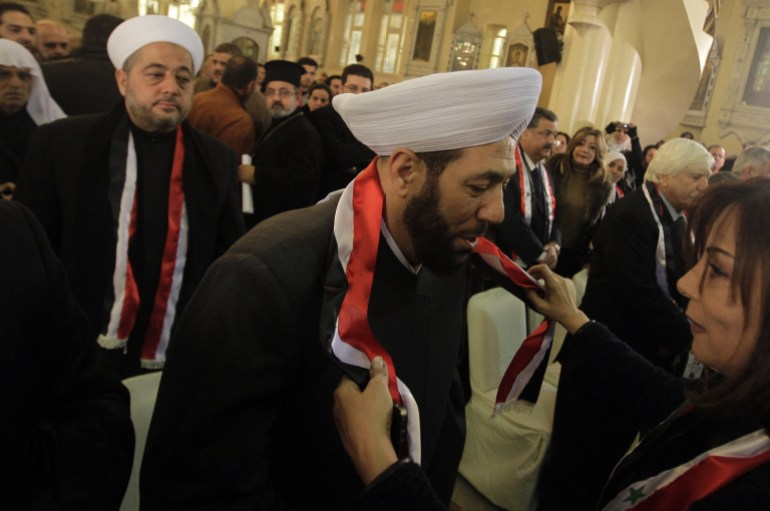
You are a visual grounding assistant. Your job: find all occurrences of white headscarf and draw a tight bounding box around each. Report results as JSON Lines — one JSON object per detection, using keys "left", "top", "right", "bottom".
{"left": 0, "top": 39, "right": 66, "bottom": 125}
{"left": 333, "top": 67, "right": 542, "bottom": 155}
{"left": 107, "top": 15, "right": 204, "bottom": 74}
{"left": 606, "top": 150, "right": 627, "bottom": 167}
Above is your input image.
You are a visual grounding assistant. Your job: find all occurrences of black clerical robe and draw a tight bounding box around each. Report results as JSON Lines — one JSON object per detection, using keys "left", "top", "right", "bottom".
{"left": 141, "top": 196, "right": 469, "bottom": 510}
{"left": 15, "top": 105, "right": 244, "bottom": 377}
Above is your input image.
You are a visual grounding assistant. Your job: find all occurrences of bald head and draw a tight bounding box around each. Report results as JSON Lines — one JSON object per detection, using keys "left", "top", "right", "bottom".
{"left": 36, "top": 20, "right": 70, "bottom": 61}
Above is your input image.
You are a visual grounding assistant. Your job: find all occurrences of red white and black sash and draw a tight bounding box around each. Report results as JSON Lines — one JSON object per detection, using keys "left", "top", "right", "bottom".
{"left": 97, "top": 127, "right": 188, "bottom": 369}
{"left": 514, "top": 145, "right": 555, "bottom": 237}
{"left": 328, "top": 161, "right": 555, "bottom": 462}
{"left": 603, "top": 428, "right": 770, "bottom": 510}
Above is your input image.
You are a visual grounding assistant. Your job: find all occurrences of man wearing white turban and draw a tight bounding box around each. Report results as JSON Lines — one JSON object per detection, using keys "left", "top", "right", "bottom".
{"left": 0, "top": 39, "right": 64, "bottom": 198}
{"left": 15, "top": 15, "right": 244, "bottom": 378}
{"left": 142, "top": 66, "right": 542, "bottom": 509}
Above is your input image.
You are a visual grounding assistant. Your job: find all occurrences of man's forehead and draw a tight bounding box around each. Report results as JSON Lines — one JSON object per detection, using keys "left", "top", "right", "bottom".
{"left": 0, "top": 64, "right": 31, "bottom": 71}
{"left": 1, "top": 11, "right": 34, "bottom": 26}
{"left": 212, "top": 51, "right": 233, "bottom": 62}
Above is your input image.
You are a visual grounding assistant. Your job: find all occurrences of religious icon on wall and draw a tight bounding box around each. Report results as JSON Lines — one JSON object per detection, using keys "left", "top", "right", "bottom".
{"left": 506, "top": 43, "right": 529, "bottom": 67}
{"left": 546, "top": 0, "right": 571, "bottom": 36}
{"left": 413, "top": 10, "right": 437, "bottom": 62}
{"left": 744, "top": 27, "right": 770, "bottom": 109}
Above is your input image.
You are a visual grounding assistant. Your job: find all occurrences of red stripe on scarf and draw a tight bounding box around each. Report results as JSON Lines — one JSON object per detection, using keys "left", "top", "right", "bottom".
{"left": 142, "top": 126, "right": 186, "bottom": 361}
{"left": 630, "top": 450, "right": 770, "bottom": 510}
{"left": 338, "top": 164, "right": 403, "bottom": 404}
{"left": 474, "top": 237, "right": 553, "bottom": 407}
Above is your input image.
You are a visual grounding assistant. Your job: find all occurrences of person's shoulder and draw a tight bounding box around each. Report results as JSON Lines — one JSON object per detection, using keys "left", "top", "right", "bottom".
{"left": 308, "top": 104, "right": 340, "bottom": 124}
{"left": 603, "top": 188, "right": 656, "bottom": 230}
{"left": 37, "top": 111, "right": 110, "bottom": 136}
{"left": 223, "top": 197, "right": 340, "bottom": 276}
{"left": 186, "top": 123, "right": 238, "bottom": 158}
{"left": 0, "top": 200, "right": 30, "bottom": 225}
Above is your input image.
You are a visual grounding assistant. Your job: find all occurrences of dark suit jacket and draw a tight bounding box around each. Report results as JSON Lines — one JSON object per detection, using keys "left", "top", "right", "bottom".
{"left": 14, "top": 106, "right": 244, "bottom": 368}
{"left": 141, "top": 197, "right": 469, "bottom": 510}
{"left": 249, "top": 109, "right": 323, "bottom": 225}
{"left": 492, "top": 149, "right": 560, "bottom": 265}
{"left": 580, "top": 186, "right": 692, "bottom": 371}
{"left": 1, "top": 201, "right": 133, "bottom": 510}
{"left": 41, "top": 45, "right": 122, "bottom": 116}
{"left": 309, "top": 104, "right": 375, "bottom": 197}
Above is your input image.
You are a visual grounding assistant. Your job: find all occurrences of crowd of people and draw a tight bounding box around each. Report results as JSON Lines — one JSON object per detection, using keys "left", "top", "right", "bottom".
{"left": 2, "top": 4, "right": 770, "bottom": 510}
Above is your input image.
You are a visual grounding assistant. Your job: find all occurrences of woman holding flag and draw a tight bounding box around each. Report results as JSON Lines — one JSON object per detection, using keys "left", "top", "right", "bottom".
{"left": 334, "top": 179, "right": 770, "bottom": 510}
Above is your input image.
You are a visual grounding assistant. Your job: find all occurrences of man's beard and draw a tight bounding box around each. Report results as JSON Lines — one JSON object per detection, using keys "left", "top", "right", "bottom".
{"left": 403, "top": 175, "right": 484, "bottom": 275}
{"left": 270, "top": 102, "right": 293, "bottom": 119}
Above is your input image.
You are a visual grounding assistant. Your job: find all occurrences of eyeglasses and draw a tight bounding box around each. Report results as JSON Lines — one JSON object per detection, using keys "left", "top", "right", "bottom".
{"left": 43, "top": 42, "right": 69, "bottom": 49}
{"left": 0, "top": 68, "right": 32, "bottom": 83}
{"left": 265, "top": 88, "right": 297, "bottom": 98}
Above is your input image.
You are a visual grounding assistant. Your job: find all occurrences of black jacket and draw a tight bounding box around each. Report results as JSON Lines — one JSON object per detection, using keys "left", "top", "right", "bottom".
{"left": 141, "top": 196, "right": 468, "bottom": 509}
{"left": 15, "top": 106, "right": 244, "bottom": 375}
{"left": 309, "top": 104, "right": 375, "bottom": 198}
{"left": 41, "top": 45, "right": 122, "bottom": 116}
{"left": 1, "top": 201, "right": 133, "bottom": 510}
{"left": 249, "top": 109, "right": 324, "bottom": 225}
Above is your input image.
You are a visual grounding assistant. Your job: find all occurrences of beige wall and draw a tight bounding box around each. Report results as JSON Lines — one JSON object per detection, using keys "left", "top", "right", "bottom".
{"left": 671, "top": 0, "right": 742, "bottom": 156}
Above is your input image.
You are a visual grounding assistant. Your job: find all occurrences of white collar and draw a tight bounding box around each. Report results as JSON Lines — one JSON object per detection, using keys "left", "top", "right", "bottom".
{"left": 381, "top": 219, "right": 422, "bottom": 275}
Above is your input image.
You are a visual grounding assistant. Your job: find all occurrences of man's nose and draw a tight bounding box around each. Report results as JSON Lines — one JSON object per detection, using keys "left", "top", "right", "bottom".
{"left": 479, "top": 187, "right": 505, "bottom": 225}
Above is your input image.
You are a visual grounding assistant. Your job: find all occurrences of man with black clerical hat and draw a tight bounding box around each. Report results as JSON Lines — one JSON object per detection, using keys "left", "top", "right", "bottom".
{"left": 141, "top": 66, "right": 542, "bottom": 510}
{"left": 237, "top": 58, "right": 323, "bottom": 227}
{"left": 15, "top": 15, "right": 244, "bottom": 379}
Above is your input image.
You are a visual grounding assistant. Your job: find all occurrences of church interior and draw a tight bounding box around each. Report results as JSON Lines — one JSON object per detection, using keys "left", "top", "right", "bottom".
{"left": 6, "top": 1, "right": 770, "bottom": 510}
{"left": 25, "top": 0, "right": 768, "bottom": 157}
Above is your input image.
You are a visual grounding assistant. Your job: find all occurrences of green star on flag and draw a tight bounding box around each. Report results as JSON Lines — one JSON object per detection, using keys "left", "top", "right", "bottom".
{"left": 624, "top": 485, "right": 646, "bottom": 506}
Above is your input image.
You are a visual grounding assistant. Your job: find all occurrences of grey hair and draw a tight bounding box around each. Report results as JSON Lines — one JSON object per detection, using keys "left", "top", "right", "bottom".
{"left": 732, "top": 146, "right": 770, "bottom": 178}
{"left": 645, "top": 138, "right": 713, "bottom": 183}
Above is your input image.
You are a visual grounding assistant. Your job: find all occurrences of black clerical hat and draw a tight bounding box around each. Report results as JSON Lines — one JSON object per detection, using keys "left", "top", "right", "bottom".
{"left": 263, "top": 60, "right": 305, "bottom": 88}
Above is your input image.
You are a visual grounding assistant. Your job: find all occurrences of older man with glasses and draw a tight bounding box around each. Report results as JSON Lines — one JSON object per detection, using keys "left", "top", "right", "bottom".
{"left": 238, "top": 59, "right": 323, "bottom": 227}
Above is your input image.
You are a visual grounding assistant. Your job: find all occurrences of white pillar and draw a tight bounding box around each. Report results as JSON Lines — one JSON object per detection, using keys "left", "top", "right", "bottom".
{"left": 548, "top": 0, "right": 629, "bottom": 133}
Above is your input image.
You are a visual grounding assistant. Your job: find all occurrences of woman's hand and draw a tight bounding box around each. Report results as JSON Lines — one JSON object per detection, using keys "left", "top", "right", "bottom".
{"left": 333, "top": 357, "right": 399, "bottom": 485}
{"left": 526, "top": 264, "right": 591, "bottom": 334}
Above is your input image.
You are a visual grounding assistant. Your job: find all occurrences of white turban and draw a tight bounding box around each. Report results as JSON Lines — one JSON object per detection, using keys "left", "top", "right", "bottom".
{"left": 332, "top": 67, "right": 542, "bottom": 155}
{"left": 606, "top": 150, "right": 627, "bottom": 166}
{"left": 107, "top": 15, "right": 204, "bottom": 74}
{"left": 0, "top": 39, "right": 66, "bottom": 125}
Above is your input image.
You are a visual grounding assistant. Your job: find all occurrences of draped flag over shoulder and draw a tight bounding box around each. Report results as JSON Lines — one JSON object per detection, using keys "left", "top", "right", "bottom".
{"left": 603, "top": 429, "right": 770, "bottom": 511}
{"left": 326, "top": 162, "right": 556, "bottom": 463}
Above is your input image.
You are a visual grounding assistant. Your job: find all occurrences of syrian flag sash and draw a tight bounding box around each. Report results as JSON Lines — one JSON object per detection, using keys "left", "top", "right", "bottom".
{"left": 514, "top": 145, "right": 555, "bottom": 237}
{"left": 97, "top": 126, "right": 188, "bottom": 369}
{"left": 603, "top": 429, "right": 770, "bottom": 510}
{"left": 474, "top": 237, "right": 556, "bottom": 413}
{"left": 328, "top": 161, "right": 555, "bottom": 463}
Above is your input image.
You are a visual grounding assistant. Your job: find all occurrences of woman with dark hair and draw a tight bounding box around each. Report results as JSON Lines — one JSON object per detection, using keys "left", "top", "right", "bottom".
{"left": 333, "top": 179, "right": 770, "bottom": 510}
{"left": 547, "top": 126, "right": 611, "bottom": 276}
{"left": 302, "top": 82, "right": 331, "bottom": 114}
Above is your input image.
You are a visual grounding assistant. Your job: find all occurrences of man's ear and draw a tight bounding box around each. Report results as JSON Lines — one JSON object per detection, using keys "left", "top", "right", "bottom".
{"left": 387, "top": 147, "right": 422, "bottom": 198}
{"left": 115, "top": 68, "right": 128, "bottom": 97}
